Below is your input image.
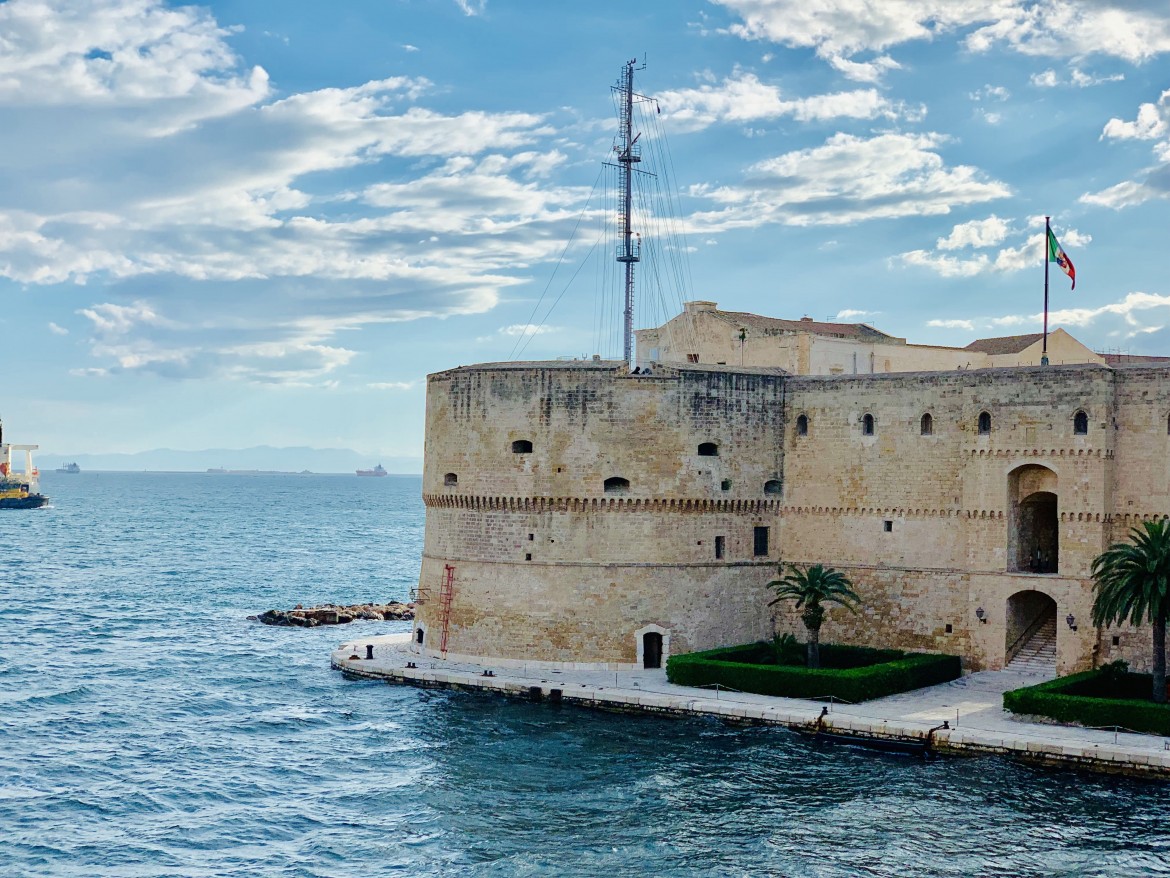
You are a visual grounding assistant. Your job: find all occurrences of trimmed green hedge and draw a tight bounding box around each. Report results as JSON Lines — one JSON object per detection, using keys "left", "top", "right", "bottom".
{"left": 666, "top": 642, "right": 962, "bottom": 703}
{"left": 1003, "top": 670, "right": 1170, "bottom": 736}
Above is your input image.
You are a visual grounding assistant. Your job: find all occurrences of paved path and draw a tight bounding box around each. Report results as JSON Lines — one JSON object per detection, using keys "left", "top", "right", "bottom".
{"left": 331, "top": 634, "right": 1170, "bottom": 779}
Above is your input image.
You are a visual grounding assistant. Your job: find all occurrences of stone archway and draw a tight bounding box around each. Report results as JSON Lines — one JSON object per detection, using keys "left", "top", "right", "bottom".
{"left": 634, "top": 624, "right": 669, "bottom": 669}
{"left": 1005, "top": 590, "right": 1057, "bottom": 667}
{"left": 1007, "top": 465, "right": 1058, "bottom": 574}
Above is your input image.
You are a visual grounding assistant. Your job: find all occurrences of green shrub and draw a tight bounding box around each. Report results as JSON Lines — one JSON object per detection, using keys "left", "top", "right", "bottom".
{"left": 771, "top": 633, "right": 804, "bottom": 666}
{"left": 666, "top": 641, "right": 961, "bottom": 702}
{"left": 1004, "top": 668, "right": 1170, "bottom": 735}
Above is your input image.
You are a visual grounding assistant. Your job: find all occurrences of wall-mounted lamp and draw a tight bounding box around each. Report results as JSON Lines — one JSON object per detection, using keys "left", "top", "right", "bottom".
{"left": 975, "top": 606, "right": 987, "bottom": 624}
{"left": 1066, "top": 613, "right": 1078, "bottom": 632}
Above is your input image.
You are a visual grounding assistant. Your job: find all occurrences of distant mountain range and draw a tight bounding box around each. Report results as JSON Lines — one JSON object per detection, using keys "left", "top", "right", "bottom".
{"left": 35, "top": 446, "right": 422, "bottom": 475}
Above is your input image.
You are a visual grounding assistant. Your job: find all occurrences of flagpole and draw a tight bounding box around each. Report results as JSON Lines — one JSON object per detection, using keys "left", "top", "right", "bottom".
{"left": 1042, "top": 215, "right": 1050, "bottom": 366}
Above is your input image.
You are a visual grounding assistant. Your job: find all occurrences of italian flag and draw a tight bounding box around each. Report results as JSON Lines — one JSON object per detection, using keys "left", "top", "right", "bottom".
{"left": 1047, "top": 227, "right": 1075, "bottom": 290}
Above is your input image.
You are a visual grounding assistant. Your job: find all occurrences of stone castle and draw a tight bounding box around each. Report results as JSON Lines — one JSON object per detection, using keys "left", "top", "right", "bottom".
{"left": 411, "top": 303, "right": 1170, "bottom": 676}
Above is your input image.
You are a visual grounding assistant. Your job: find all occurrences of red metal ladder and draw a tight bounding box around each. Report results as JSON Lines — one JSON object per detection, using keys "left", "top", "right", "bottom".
{"left": 437, "top": 564, "right": 455, "bottom": 658}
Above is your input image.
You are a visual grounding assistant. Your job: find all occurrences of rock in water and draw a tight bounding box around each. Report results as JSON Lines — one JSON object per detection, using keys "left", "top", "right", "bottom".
{"left": 254, "top": 602, "right": 414, "bottom": 627}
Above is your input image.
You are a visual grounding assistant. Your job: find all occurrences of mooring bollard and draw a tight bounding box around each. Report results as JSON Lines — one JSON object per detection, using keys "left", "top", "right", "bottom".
{"left": 365, "top": 644, "right": 374, "bottom": 660}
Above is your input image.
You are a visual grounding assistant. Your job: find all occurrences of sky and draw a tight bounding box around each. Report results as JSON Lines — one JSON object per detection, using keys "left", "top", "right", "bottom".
{"left": 4, "top": 0, "right": 1170, "bottom": 465}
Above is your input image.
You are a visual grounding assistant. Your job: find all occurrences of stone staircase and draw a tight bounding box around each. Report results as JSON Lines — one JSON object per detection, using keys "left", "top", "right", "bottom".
{"left": 1007, "top": 617, "right": 1057, "bottom": 673}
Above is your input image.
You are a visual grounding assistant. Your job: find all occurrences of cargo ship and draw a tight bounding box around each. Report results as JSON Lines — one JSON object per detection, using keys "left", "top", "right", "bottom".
{"left": 356, "top": 464, "right": 388, "bottom": 477}
{"left": 56, "top": 462, "right": 80, "bottom": 474}
{"left": 0, "top": 420, "right": 48, "bottom": 509}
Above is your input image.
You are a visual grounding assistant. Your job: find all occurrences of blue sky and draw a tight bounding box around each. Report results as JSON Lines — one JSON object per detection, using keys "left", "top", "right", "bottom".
{"left": 4, "top": 0, "right": 1170, "bottom": 464}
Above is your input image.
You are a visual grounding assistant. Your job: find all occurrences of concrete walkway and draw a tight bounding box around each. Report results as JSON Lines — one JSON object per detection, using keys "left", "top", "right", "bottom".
{"left": 331, "top": 634, "right": 1170, "bottom": 779}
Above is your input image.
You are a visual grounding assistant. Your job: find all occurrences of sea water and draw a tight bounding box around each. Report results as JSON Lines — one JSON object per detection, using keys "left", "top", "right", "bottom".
{"left": 1, "top": 472, "right": 1169, "bottom": 877}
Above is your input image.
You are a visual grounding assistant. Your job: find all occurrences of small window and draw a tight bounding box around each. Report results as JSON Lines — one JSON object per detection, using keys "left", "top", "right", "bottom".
{"left": 415, "top": 628, "right": 424, "bottom": 645}
{"left": 528, "top": 533, "right": 534, "bottom": 541}
{"left": 1167, "top": 413, "right": 1170, "bottom": 435}
{"left": 715, "top": 536, "right": 725, "bottom": 560}
{"left": 444, "top": 472, "right": 458, "bottom": 487}
{"left": 920, "top": 413, "right": 933, "bottom": 436}
{"left": 862, "top": 413, "right": 874, "bottom": 436}
{"left": 686, "top": 353, "right": 699, "bottom": 363}
{"left": 1073, "top": 410, "right": 1088, "bottom": 435}
{"left": 1112, "top": 635, "right": 1121, "bottom": 646}
{"left": 796, "top": 414, "right": 809, "bottom": 436}
{"left": 525, "top": 553, "right": 532, "bottom": 561}
{"left": 978, "top": 411, "right": 991, "bottom": 434}
{"left": 604, "top": 476, "right": 629, "bottom": 493}
{"left": 764, "top": 479, "right": 782, "bottom": 495}
{"left": 883, "top": 520, "right": 893, "bottom": 532}
{"left": 512, "top": 439, "right": 533, "bottom": 453}
{"left": 945, "top": 624, "right": 953, "bottom": 634}
{"left": 720, "top": 479, "right": 732, "bottom": 491}
{"left": 698, "top": 442, "right": 719, "bottom": 457}
{"left": 753, "top": 526, "right": 769, "bottom": 557}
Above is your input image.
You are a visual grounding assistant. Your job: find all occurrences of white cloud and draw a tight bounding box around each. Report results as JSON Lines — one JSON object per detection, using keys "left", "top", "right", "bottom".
{"left": 499, "top": 324, "right": 556, "bottom": 337}
{"left": 78, "top": 301, "right": 171, "bottom": 334}
{"left": 657, "top": 72, "right": 911, "bottom": 132}
{"left": 824, "top": 54, "right": 901, "bottom": 84}
{"left": 48, "top": 322, "right": 68, "bottom": 335}
{"left": 902, "top": 220, "right": 1088, "bottom": 278}
{"left": 927, "top": 318, "right": 976, "bottom": 331}
{"left": 834, "top": 309, "right": 879, "bottom": 320}
{"left": 1101, "top": 91, "right": 1170, "bottom": 141}
{"left": 984, "top": 293, "right": 1170, "bottom": 338}
{"left": 0, "top": 1, "right": 596, "bottom": 384}
{"left": 901, "top": 249, "right": 990, "bottom": 278}
{"left": 936, "top": 216, "right": 1010, "bottom": 250}
{"left": 1088, "top": 90, "right": 1170, "bottom": 209}
{"left": 1081, "top": 179, "right": 1157, "bottom": 209}
{"left": 1070, "top": 68, "right": 1124, "bottom": 88}
{"left": 1032, "top": 67, "right": 1125, "bottom": 88}
{"left": 688, "top": 132, "right": 1010, "bottom": 228}
{"left": 454, "top": 0, "right": 487, "bottom": 15}
{"left": 969, "top": 85, "right": 1010, "bottom": 101}
{"left": 368, "top": 381, "right": 415, "bottom": 390}
{"left": 920, "top": 293, "right": 1170, "bottom": 348}
{"left": 713, "top": 1, "right": 1170, "bottom": 79}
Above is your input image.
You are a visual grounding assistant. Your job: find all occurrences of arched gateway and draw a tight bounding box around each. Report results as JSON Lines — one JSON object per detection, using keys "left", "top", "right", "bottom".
{"left": 1005, "top": 590, "right": 1057, "bottom": 669}
{"left": 1007, "top": 464, "right": 1058, "bottom": 574}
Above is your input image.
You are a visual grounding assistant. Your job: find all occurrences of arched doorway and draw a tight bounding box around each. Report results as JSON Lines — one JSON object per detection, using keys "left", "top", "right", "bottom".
{"left": 1005, "top": 590, "right": 1057, "bottom": 668}
{"left": 642, "top": 632, "right": 663, "bottom": 669}
{"left": 1007, "top": 465, "right": 1058, "bottom": 573}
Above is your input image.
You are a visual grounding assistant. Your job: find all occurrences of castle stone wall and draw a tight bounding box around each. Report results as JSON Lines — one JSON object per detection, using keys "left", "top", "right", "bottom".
{"left": 416, "top": 362, "right": 787, "bottom": 665}
{"left": 415, "top": 359, "right": 1166, "bottom": 675}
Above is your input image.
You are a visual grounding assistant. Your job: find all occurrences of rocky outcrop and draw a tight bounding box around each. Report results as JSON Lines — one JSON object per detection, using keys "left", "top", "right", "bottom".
{"left": 251, "top": 602, "right": 414, "bottom": 627}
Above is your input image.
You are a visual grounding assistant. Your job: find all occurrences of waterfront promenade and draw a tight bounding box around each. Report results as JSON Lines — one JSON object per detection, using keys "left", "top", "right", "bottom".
{"left": 332, "top": 634, "right": 1170, "bottom": 779}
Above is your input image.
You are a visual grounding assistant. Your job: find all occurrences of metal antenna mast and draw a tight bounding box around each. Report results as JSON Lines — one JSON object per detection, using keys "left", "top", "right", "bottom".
{"left": 614, "top": 58, "right": 644, "bottom": 366}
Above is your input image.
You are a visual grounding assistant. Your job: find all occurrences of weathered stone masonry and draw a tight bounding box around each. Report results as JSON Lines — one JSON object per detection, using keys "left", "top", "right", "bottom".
{"left": 414, "top": 359, "right": 1168, "bottom": 673}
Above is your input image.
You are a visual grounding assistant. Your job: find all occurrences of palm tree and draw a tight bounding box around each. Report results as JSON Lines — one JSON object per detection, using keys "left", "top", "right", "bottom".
{"left": 1091, "top": 519, "right": 1170, "bottom": 704}
{"left": 767, "top": 563, "right": 861, "bottom": 669}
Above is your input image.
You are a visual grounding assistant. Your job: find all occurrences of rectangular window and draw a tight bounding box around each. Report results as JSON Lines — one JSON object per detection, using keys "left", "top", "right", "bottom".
{"left": 753, "top": 526, "right": 769, "bottom": 557}
{"left": 715, "top": 536, "right": 725, "bottom": 560}
{"left": 686, "top": 353, "right": 699, "bottom": 363}
{"left": 884, "top": 520, "right": 893, "bottom": 532}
